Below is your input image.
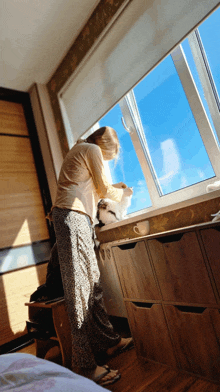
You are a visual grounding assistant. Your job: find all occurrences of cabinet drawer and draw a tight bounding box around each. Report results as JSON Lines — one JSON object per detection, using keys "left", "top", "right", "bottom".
{"left": 126, "top": 301, "right": 177, "bottom": 367}
{"left": 148, "top": 231, "right": 216, "bottom": 304}
{"left": 112, "top": 241, "right": 160, "bottom": 300}
{"left": 200, "top": 227, "right": 220, "bottom": 299}
{"left": 164, "top": 305, "right": 220, "bottom": 380}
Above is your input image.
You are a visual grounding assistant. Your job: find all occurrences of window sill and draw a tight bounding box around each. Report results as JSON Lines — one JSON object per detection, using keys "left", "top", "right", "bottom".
{"left": 99, "top": 189, "right": 220, "bottom": 232}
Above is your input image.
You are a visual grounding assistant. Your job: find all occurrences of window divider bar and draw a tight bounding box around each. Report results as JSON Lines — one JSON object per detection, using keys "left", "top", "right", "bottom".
{"left": 126, "top": 92, "right": 163, "bottom": 196}
{"left": 187, "top": 30, "right": 220, "bottom": 145}
{"left": 119, "top": 96, "right": 162, "bottom": 206}
{"left": 171, "top": 45, "right": 220, "bottom": 178}
{"left": 194, "top": 29, "right": 220, "bottom": 112}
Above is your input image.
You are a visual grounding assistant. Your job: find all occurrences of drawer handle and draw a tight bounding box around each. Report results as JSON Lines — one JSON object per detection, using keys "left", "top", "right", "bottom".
{"left": 118, "top": 242, "right": 137, "bottom": 250}
{"left": 157, "top": 234, "right": 184, "bottom": 243}
{"left": 175, "top": 305, "right": 206, "bottom": 314}
{"left": 132, "top": 302, "right": 153, "bottom": 308}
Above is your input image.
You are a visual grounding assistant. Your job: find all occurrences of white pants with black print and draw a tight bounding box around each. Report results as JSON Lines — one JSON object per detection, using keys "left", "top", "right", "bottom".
{"left": 52, "top": 207, "right": 120, "bottom": 370}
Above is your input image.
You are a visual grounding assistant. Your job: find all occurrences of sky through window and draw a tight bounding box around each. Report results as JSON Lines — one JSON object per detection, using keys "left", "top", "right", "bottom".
{"left": 98, "top": 7, "right": 220, "bottom": 215}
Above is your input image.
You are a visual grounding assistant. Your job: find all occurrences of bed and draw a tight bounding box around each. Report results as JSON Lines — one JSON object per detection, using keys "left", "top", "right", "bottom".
{"left": 0, "top": 353, "right": 106, "bottom": 391}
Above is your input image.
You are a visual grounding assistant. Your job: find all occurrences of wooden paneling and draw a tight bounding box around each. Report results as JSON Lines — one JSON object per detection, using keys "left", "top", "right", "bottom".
{"left": 200, "top": 227, "right": 220, "bottom": 300}
{"left": 97, "top": 198, "right": 220, "bottom": 245}
{"left": 108, "top": 223, "right": 220, "bottom": 382}
{"left": 125, "top": 302, "right": 177, "bottom": 367}
{"left": 97, "top": 245, "right": 127, "bottom": 317}
{"left": 0, "top": 134, "right": 37, "bottom": 171}
{"left": 148, "top": 232, "right": 216, "bottom": 304}
{"left": 0, "top": 135, "right": 49, "bottom": 248}
{"left": 112, "top": 241, "right": 160, "bottom": 300}
{"left": 0, "top": 206, "right": 49, "bottom": 248}
{"left": 0, "top": 98, "right": 51, "bottom": 347}
{"left": 165, "top": 305, "right": 220, "bottom": 380}
{"left": 0, "top": 101, "right": 29, "bottom": 136}
{"left": 0, "top": 262, "right": 48, "bottom": 346}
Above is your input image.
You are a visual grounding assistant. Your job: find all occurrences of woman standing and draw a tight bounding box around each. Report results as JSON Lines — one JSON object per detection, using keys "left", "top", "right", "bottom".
{"left": 50, "top": 126, "right": 133, "bottom": 386}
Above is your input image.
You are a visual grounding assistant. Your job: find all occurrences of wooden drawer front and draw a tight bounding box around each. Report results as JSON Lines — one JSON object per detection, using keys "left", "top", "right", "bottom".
{"left": 164, "top": 305, "right": 220, "bottom": 380}
{"left": 148, "top": 232, "right": 216, "bottom": 304}
{"left": 200, "top": 227, "right": 220, "bottom": 299}
{"left": 112, "top": 241, "right": 160, "bottom": 300}
{"left": 126, "top": 302, "right": 177, "bottom": 367}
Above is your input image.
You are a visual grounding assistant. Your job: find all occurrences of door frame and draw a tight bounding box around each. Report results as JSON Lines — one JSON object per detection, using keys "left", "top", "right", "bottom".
{"left": 0, "top": 86, "right": 55, "bottom": 244}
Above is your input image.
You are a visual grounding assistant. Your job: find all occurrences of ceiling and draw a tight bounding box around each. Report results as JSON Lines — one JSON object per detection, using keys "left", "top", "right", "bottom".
{"left": 0, "top": 0, "right": 99, "bottom": 92}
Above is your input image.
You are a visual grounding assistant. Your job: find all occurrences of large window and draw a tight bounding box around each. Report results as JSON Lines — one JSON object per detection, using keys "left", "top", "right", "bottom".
{"left": 82, "top": 7, "right": 220, "bottom": 216}
{"left": 98, "top": 105, "right": 152, "bottom": 213}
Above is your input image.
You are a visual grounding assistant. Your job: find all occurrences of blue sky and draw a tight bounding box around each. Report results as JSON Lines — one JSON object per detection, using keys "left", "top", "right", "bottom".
{"left": 99, "top": 6, "right": 220, "bottom": 214}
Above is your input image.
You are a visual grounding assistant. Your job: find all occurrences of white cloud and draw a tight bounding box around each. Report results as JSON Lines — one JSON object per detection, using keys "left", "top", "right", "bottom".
{"left": 197, "top": 169, "right": 205, "bottom": 179}
{"left": 159, "top": 139, "right": 180, "bottom": 185}
{"left": 137, "top": 179, "right": 145, "bottom": 186}
{"left": 180, "top": 176, "right": 188, "bottom": 188}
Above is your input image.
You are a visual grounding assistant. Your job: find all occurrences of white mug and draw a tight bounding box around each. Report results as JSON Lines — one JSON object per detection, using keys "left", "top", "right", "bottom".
{"left": 133, "top": 220, "right": 150, "bottom": 236}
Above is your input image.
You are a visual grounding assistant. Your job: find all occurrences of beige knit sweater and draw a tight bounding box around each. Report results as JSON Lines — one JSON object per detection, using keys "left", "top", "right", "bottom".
{"left": 49, "top": 142, "right": 123, "bottom": 223}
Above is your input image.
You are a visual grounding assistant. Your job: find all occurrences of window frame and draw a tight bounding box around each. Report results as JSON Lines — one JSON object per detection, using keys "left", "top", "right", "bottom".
{"left": 118, "top": 35, "right": 220, "bottom": 212}
{"left": 54, "top": 2, "right": 220, "bottom": 221}
{"left": 188, "top": 29, "right": 220, "bottom": 141}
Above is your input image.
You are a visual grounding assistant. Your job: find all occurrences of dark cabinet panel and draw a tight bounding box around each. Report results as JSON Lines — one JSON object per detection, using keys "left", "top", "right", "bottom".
{"left": 126, "top": 302, "right": 177, "bottom": 367}
{"left": 148, "top": 232, "right": 216, "bottom": 304}
{"left": 112, "top": 241, "right": 160, "bottom": 300}
{"left": 110, "top": 224, "right": 220, "bottom": 381}
{"left": 200, "top": 227, "right": 220, "bottom": 300}
{"left": 164, "top": 305, "right": 220, "bottom": 380}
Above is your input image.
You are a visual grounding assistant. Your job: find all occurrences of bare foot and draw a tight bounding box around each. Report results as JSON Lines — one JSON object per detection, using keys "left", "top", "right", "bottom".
{"left": 106, "top": 337, "right": 133, "bottom": 356}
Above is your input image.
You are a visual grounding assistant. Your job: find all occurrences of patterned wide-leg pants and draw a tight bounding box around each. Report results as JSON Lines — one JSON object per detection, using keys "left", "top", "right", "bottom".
{"left": 52, "top": 207, "right": 121, "bottom": 370}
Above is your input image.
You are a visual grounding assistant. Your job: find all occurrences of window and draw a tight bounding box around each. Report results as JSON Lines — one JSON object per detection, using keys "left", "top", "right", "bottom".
{"left": 99, "top": 105, "right": 152, "bottom": 213}
{"left": 197, "top": 9, "right": 220, "bottom": 103}
{"left": 85, "top": 7, "right": 220, "bottom": 216}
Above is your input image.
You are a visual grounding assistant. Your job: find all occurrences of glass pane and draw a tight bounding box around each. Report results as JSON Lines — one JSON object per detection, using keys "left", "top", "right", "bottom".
{"left": 198, "top": 6, "right": 220, "bottom": 103}
{"left": 99, "top": 104, "right": 152, "bottom": 213}
{"left": 181, "top": 39, "right": 217, "bottom": 139}
{"left": 133, "top": 55, "right": 215, "bottom": 195}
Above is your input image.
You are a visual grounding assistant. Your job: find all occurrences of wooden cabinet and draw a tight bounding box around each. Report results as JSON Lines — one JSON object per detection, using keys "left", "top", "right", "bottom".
{"left": 110, "top": 222, "right": 220, "bottom": 382}
{"left": 97, "top": 244, "right": 127, "bottom": 317}
{"left": 200, "top": 227, "right": 220, "bottom": 301}
{"left": 164, "top": 305, "right": 220, "bottom": 380}
{"left": 125, "top": 301, "right": 177, "bottom": 367}
{"left": 148, "top": 231, "right": 216, "bottom": 304}
{"left": 112, "top": 241, "right": 160, "bottom": 300}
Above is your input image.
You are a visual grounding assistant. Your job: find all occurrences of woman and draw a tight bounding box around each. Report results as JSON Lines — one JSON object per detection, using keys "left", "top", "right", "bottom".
{"left": 50, "top": 126, "right": 133, "bottom": 386}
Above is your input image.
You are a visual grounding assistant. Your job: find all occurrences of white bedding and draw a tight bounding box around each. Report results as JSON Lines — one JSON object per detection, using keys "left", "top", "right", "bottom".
{"left": 0, "top": 353, "right": 106, "bottom": 391}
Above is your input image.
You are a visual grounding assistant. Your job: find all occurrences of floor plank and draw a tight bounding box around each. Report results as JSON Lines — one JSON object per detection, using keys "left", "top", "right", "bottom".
{"left": 106, "top": 348, "right": 220, "bottom": 392}
{"left": 16, "top": 343, "right": 220, "bottom": 391}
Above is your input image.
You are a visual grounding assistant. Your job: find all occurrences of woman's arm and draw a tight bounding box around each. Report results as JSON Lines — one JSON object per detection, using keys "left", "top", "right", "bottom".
{"left": 86, "top": 145, "right": 124, "bottom": 202}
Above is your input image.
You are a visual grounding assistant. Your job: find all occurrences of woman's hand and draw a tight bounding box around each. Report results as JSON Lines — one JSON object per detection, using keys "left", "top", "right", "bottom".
{"left": 123, "top": 187, "right": 133, "bottom": 196}
{"left": 113, "top": 182, "right": 127, "bottom": 189}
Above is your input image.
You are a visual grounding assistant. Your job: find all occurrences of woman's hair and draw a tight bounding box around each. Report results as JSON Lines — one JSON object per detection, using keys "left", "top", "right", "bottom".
{"left": 85, "top": 126, "right": 120, "bottom": 160}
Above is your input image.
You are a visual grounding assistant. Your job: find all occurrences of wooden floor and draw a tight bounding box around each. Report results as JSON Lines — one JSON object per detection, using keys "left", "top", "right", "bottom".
{"left": 16, "top": 343, "right": 220, "bottom": 391}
